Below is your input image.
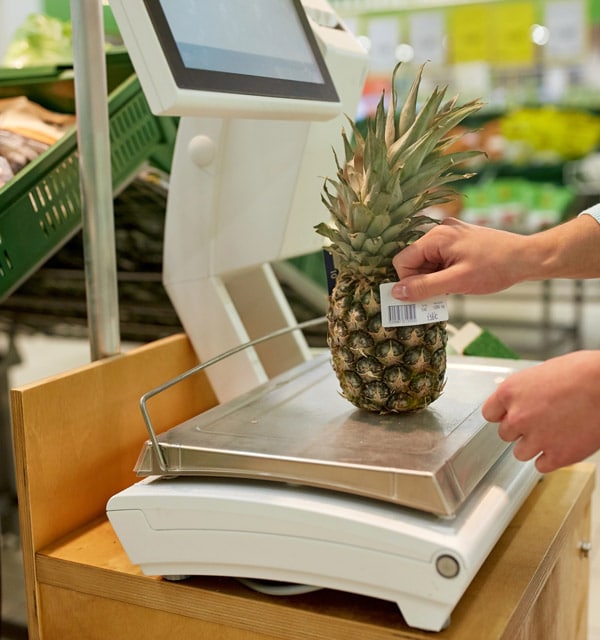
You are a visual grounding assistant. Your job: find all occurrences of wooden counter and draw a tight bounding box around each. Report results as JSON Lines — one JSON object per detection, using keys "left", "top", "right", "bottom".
{"left": 11, "top": 334, "right": 595, "bottom": 640}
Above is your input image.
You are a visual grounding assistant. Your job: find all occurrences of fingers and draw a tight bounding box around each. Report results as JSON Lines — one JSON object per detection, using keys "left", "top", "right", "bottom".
{"left": 392, "top": 267, "right": 468, "bottom": 301}
{"left": 392, "top": 274, "right": 443, "bottom": 301}
{"left": 511, "top": 434, "right": 539, "bottom": 462}
{"left": 392, "top": 219, "right": 472, "bottom": 301}
{"left": 481, "top": 391, "right": 507, "bottom": 426}
{"left": 533, "top": 452, "right": 557, "bottom": 474}
{"left": 392, "top": 225, "right": 453, "bottom": 281}
{"left": 484, "top": 389, "right": 530, "bottom": 461}
{"left": 392, "top": 242, "right": 430, "bottom": 280}
{"left": 484, "top": 386, "right": 558, "bottom": 474}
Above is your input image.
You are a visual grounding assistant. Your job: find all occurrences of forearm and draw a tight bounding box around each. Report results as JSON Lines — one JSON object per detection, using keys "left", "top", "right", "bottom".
{"left": 521, "top": 212, "right": 600, "bottom": 281}
{"left": 392, "top": 208, "right": 600, "bottom": 301}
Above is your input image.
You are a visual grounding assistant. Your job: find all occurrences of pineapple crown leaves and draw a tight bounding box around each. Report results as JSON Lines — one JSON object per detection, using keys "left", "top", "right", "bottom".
{"left": 316, "top": 62, "right": 485, "bottom": 275}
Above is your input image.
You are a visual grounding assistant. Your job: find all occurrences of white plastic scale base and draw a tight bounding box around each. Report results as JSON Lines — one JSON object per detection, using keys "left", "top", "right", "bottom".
{"left": 107, "top": 449, "right": 540, "bottom": 632}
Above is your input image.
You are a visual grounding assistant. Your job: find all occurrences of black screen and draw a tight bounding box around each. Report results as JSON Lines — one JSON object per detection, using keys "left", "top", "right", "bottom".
{"left": 142, "top": 0, "right": 339, "bottom": 102}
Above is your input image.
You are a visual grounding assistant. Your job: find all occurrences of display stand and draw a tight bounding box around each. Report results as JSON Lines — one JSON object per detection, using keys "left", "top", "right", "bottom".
{"left": 10, "top": 333, "right": 594, "bottom": 640}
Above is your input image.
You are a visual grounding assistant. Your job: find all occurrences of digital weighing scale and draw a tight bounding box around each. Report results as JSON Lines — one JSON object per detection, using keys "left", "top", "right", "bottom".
{"left": 106, "top": 1, "right": 541, "bottom": 632}
{"left": 107, "top": 354, "right": 541, "bottom": 632}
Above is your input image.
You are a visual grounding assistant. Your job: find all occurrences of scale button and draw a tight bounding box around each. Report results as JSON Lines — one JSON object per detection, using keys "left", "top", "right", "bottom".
{"left": 436, "top": 554, "right": 460, "bottom": 578}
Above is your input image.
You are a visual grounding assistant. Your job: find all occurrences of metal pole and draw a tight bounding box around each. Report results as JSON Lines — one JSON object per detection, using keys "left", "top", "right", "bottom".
{"left": 70, "top": 0, "right": 121, "bottom": 360}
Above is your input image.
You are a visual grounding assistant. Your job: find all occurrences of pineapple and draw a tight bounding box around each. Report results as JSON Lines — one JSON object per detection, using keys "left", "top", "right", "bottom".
{"left": 316, "top": 63, "right": 484, "bottom": 413}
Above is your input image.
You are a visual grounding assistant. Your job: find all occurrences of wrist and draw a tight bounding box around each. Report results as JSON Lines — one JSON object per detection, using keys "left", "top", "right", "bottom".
{"left": 530, "top": 215, "right": 600, "bottom": 280}
{"left": 520, "top": 231, "right": 557, "bottom": 280}
{"left": 578, "top": 202, "right": 600, "bottom": 226}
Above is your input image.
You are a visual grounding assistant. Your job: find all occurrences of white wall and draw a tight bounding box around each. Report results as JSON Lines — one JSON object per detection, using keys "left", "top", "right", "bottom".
{"left": 0, "top": 0, "right": 42, "bottom": 62}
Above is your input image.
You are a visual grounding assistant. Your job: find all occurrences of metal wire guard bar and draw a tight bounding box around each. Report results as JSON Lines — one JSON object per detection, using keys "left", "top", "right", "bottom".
{"left": 139, "top": 317, "right": 327, "bottom": 472}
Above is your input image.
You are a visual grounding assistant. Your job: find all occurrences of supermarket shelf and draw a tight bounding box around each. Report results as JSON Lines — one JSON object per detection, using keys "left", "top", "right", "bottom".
{"left": 0, "top": 66, "right": 175, "bottom": 306}
{"left": 0, "top": 171, "right": 182, "bottom": 344}
{"left": 449, "top": 279, "right": 586, "bottom": 359}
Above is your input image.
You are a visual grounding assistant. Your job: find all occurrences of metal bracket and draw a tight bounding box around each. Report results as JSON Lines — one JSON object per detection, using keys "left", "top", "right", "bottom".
{"left": 139, "top": 316, "right": 327, "bottom": 472}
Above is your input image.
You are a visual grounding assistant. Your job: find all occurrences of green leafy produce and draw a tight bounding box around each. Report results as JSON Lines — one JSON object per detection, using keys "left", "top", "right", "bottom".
{"left": 3, "top": 14, "right": 73, "bottom": 68}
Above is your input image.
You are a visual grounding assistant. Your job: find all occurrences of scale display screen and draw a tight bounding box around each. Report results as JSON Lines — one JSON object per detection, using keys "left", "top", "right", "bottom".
{"left": 110, "top": 0, "right": 340, "bottom": 118}
{"left": 153, "top": 0, "right": 331, "bottom": 95}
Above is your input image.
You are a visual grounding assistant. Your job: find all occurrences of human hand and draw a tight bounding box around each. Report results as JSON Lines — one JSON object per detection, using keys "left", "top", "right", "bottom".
{"left": 391, "top": 218, "right": 530, "bottom": 301}
{"left": 482, "top": 351, "right": 600, "bottom": 473}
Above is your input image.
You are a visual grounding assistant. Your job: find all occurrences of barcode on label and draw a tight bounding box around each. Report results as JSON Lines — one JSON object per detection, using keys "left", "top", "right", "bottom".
{"left": 388, "top": 304, "right": 416, "bottom": 324}
{"left": 379, "top": 282, "right": 449, "bottom": 328}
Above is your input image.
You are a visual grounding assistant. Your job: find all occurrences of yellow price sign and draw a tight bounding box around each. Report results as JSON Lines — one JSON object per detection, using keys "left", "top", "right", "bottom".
{"left": 491, "top": 2, "right": 535, "bottom": 64}
{"left": 449, "top": 2, "right": 535, "bottom": 65}
{"left": 448, "top": 5, "right": 490, "bottom": 63}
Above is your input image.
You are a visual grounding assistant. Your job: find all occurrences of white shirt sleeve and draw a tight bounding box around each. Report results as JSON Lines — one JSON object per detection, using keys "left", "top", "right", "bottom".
{"left": 578, "top": 202, "right": 600, "bottom": 224}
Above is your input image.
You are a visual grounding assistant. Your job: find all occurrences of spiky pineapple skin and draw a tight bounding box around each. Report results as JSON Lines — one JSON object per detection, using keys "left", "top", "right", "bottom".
{"left": 328, "top": 270, "right": 447, "bottom": 413}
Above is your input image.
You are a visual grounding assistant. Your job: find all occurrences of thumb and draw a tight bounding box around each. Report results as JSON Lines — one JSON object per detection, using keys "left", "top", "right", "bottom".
{"left": 392, "top": 270, "right": 458, "bottom": 301}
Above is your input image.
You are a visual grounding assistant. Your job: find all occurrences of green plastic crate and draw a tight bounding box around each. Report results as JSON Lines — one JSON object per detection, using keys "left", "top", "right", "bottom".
{"left": 0, "top": 69, "right": 173, "bottom": 304}
{"left": 0, "top": 49, "right": 135, "bottom": 111}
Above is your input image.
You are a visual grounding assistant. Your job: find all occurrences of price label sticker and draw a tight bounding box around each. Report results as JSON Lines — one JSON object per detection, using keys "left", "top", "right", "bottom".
{"left": 379, "top": 283, "right": 449, "bottom": 328}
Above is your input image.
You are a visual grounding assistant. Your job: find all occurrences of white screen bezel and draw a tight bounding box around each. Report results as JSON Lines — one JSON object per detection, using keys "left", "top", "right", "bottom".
{"left": 109, "top": 0, "right": 341, "bottom": 120}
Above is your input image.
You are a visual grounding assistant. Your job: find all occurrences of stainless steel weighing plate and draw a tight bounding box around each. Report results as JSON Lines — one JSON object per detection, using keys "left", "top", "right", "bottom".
{"left": 136, "top": 354, "right": 537, "bottom": 516}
